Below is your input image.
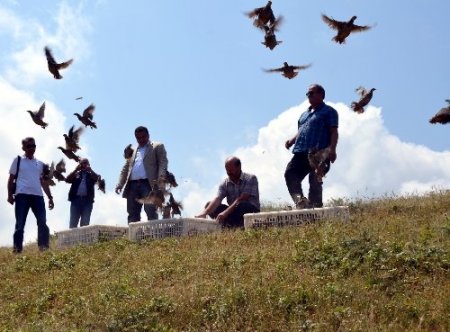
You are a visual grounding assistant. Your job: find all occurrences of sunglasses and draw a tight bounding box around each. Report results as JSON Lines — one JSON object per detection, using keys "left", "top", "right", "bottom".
{"left": 25, "top": 144, "right": 36, "bottom": 148}
{"left": 306, "top": 91, "right": 317, "bottom": 97}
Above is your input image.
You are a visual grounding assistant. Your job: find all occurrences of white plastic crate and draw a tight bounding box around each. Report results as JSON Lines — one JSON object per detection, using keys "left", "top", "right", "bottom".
{"left": 128, "top": 218, "right": 221, "bottom": 241}
{"left": 56, "top": 225, "right": 129, "bottom": 248}
{"left": 244, "top": 206, "right": 350, "bottom": 229}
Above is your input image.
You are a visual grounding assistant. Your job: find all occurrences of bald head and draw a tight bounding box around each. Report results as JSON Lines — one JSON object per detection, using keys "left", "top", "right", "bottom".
{"left": 225, "top": 156, "right": 242, "bottom": 182}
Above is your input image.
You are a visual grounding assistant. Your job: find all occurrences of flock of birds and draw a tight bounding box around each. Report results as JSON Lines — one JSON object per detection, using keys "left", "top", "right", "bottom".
{"left": 246, "top": 1, "right": 450, "bottom": 185}
{"left": 23, "top": 4, "right": 450, "bottom": 217}
{"left": 26, "top": 46, "right": 183, "bottom": 219}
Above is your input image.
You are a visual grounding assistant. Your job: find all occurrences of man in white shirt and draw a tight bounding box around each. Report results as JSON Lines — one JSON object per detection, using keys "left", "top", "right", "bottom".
{"left": 7, "top": 137, "right": 54, "bottom": 253}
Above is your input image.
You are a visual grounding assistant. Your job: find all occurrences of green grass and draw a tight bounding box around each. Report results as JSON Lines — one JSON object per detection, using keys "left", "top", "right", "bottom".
{"left": 0, "top": 191, "right": 449, "bottom": 331}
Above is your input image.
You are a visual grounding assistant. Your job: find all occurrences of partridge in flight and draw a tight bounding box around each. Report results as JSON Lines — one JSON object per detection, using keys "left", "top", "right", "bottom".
{"left": 64, "top": 125, "right": 84, "bottom": 152}
{"left": 308, "top": 147, "right": 331, "bottom": 184}
{"left": 321, "top": 14, "right": 372, "bottom": 44}
{"left": 58, "top": 146, "right": 81, "bottom": 162}
{"left": 429, "top": 100, "right": 450, "bottom": 124}
{"left": 74, "top": 104, "right": 97, "bottom": 129}
{"left": 264, "top": 62, "right": 311, "bottom": 79}
{"left": 246, "top": 1, "right": 276, "bottom": 29}
{"left": 44, "top": 46, "right": 73, "bottom": 79}
{"left": 27, "top": 102, "right": 48, "bottom": 129}
{"left": 351, "top": 87, "right": 376, "bottom": 113}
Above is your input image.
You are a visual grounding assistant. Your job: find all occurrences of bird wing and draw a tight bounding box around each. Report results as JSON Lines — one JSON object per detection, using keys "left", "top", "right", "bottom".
{"left": 270, "top": 15, "right": 284, "bottom": 31}
{"left": 72, "top": 126, "right": 84, "bottom": 142}
{"left": 44, "top": 47, "right": 57, "bottom": 64}
{"left": 246, "top": 7, "right": 263, "bottom": 18}
{"left": 321, "top": 14, "right": 344, "bottom": 30}
{"left": 292, "top": 64, "right": 312, "bottom": 71}
{"left": 55, "top": 159, "right": 66, "bottom": 173}
{"left": 350, "top": 24, "right": 371, "bottom": 33}
{"left": 263, "top": 67, "right": 283, "bottom": 73}
{"left": 429, "top": 107, "right": 450, "bottom": 124}
{"left": 355, "top": 86, "right": 367, "bottom": 97}
{"left": 57, "top": 58, "right": 73, "bottom": 70}
{"left": 83, "top": 104, "right": 95, "bottom": 119}
{"left": 36, "top": 102, "right": 46, "bottom": 119}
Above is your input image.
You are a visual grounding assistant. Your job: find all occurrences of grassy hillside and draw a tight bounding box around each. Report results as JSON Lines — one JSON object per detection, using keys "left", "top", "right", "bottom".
{"left": 0, "top": 191, "right": 449, "bottom": 331}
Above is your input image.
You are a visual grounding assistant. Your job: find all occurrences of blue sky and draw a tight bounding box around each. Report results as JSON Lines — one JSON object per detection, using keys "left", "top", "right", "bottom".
{"left": 1, "top": 0, "right": 449, "bottom": 247}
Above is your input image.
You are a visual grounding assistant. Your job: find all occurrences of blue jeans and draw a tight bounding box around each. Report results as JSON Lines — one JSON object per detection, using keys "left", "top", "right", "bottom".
{"left": 14, "top": 194, "right": 49, "bottom": 252}
{"left": 69, "top": 196, "right": 94, "bottom": 228}
{"left": 126, "top": 180, "right": 158, "bottom": 223}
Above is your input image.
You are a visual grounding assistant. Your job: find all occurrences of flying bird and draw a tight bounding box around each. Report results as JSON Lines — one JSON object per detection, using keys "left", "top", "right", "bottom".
{"left": 74, "top": 104, "right": 97, "bottom": 129}
{"left": 57, "top": 146, "right": 81, "bottom": 162}
{"left": 429, "top": 100, "right": 450, "bottom": 124}
{"left": 263, "top": 62, "right": 311, "bottom": 79}
{"left": 351, "top": 87, "right": 376, "bottom": 113}
{"left": 246, "top": 1, "right": 276, "bottom": 29}
{"left": 42, "top": 163, "right": 56, "bottom": 187}
{"left": 308, "top": 147, "right": 331, "bottom": 184}
{"left": 75, "top": 97, "right": 83, "bottom": 100}
{"left": 26, "top": 102, "right": 48, "bottom": 129}
{"left": 137, "top": 189, "right": 165, "bottom": 209}
{"left": 64, "top": 125, "right": 84, "bottom": 152}
{"left": 96, "top": 176, "right": 106, "bottom": 193}
{"left": 321, "top": 14, "right": 372, "bottom": 44}
{"left": 53, "top": 159, "right": 66, "bottom": 182}
{"left": 165, "top": 170, "right": 178, "bottom": 188}
{"left": 44, "top": 46, "right": 73, "bottom": 79}
{"left": 168, "top": 193, "right": 183, "bottom": 218}
{"left": 123, "top": 144, "right": 134, "bottom": 159}
{"left": 261, "top": 17, "right": 283, "bottom": 50}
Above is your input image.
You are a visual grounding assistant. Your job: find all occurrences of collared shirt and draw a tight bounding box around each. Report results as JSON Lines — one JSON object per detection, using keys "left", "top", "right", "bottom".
{"left": 9, "top": 155, "right": 44, "bottom": 196}
{"left": 293, "top": 102, "right": 338, "bottom": 153}
{"left": 130, "top": 145, "right": 148, "bottom": 180}
{"left": 217, "top": 171, "right": 260, "bottom": 210}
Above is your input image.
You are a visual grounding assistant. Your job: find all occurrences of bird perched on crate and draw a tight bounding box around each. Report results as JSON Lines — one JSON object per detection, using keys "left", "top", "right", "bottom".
{"left": 123, "top": 144, "right": 134, "bottom": 159}
{"left": 42, "top": 163, "right": 56, "bottom": 187}
{"left": 321, "top": 14, "right": 372, "bottom": 44}
{"left": 53, "top": 159, "right": 66, "bottom": 182}
{"left": 308, "top": 147, "right": 331, "bottom": 184}
{"left": 57, "top": 146, "right": 81, "bottom": 162}
{"left": 26, "top": 102, "right": 48, "bottom": 129}
{"left": 429, "top": 100, "right": 450, "bottom": 124}
{"left": 44, "top": 46, "right": 73, "bottom": 79}
{"left": 96, "top": 175, "right": 106, "bottom": 193}
{"left": 351, "top": 87, "right": 376, "bottom": 114}
{"left": 264, "top": 62, "right": 311, "bottom": 79}
{"left": 74, "top": 104, "right": 97, "bottom": 129}
{"left": 64, "top": 125, "right": 83, "bottom": 152}
{"left": 246, "top": 1, "right": 276, "bottom": 29}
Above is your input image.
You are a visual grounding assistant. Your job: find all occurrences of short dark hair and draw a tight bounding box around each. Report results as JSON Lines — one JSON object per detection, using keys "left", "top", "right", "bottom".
{"left": 22, "top": 137, "right": 35, "bottom": 145}
{"left": 310, "top": 84, "right": 325, "bottom": 99}
{"left": 226, "top": 156, "right": 241, "bottom": 168}
{"left": 134, "top": 126, "right": 149, "bottom": 136}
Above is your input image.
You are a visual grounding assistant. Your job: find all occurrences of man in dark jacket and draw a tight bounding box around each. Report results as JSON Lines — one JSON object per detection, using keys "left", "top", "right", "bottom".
{"left": 66, "top": 158, "right": 99, "bottom": 228}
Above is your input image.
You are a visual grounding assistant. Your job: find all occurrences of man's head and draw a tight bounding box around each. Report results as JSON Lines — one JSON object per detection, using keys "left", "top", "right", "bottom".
{"left": 79, "top": 158, "right": 90, "bottom": 170}
{"left": 306, "top": 84, "right": 325, "bottom": 108}
{"left": 225, "top": 156, "right": 242, "bottom": 182}
{"left": 21, "top": 137, "right": 36, "bottom": 158}
{"left": 134, "top": 126, "right": 150, "bottom": 147}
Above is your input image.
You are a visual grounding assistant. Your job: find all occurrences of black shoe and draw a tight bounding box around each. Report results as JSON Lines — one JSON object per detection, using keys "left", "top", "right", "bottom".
{"left": 39, "top": 246, "right": 49, "bottom": 252}
{"left": 13, "top": 248, "right": 22, "bottom": 254}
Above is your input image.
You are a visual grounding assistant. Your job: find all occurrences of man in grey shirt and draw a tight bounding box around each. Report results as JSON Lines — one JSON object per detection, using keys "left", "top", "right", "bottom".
{"left": 196, "top": 156, "right": 260, "bottom": 228}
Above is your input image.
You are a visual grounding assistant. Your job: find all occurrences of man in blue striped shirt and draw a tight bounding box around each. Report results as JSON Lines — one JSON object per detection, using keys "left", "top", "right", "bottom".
{"left": 284, "top": 84, "right": 339, "bottom": 208}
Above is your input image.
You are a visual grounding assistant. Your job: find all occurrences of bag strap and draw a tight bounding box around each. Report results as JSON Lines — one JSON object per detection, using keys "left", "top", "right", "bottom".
{"left": 14, "top": 156, "right": 21, "bottom": 180}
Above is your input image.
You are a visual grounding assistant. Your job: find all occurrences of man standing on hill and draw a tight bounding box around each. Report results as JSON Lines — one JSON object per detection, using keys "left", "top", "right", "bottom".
{"left": 66, "top": 158, "right": 100, "bottom": 228}
{"left": 7, "top": 137, "right": 54, "bottom": 253}
{"left": 195, "top": 156, "right": 260, "bottom": 228}
{"left": 115, "top": 126, "right": 168, "bottom": 223}
{"left": 284, "top": 84, "right": 339, "bottom": 208}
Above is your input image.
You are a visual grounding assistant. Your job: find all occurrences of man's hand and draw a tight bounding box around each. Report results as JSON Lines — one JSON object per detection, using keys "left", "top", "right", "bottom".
{"left": 115, "top": 186, "right": 122, "bottom": 194}
{"left": 329, "top": 149, "right": 337, "bottom": 163}
{"left": 7, "top": 195, "right": 14, "bottom": 205}
{"left": 285, "top": 138, "right": 295, "bottom": 150}
{"left": 195, "top": 213, "right": 207, "bottom": 219}
{"left": 216, "top": 212, "right": 226, "bottom": 223}
{"left": 48, "top": 198, "right": 54, "bottom": 210}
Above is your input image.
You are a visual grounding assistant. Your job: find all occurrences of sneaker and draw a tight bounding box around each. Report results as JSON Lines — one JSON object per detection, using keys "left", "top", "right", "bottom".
{"left": 294, "top": 195, "right": 311, "bottom": 209}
